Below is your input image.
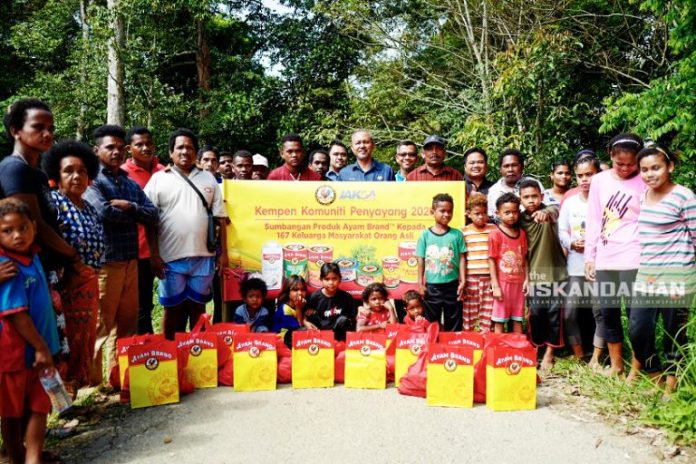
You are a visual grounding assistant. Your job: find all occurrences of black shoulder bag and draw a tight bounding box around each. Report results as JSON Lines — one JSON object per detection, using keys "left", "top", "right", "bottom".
{"left": 173, "top": 168, "right": 217, "bottom": 252}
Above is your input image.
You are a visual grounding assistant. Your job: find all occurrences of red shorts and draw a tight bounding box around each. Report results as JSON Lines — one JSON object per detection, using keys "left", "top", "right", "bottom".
{"left": 491, "top": 280, "right": 525, "bottom": 323}
{"left": 0, "top": 369, "right": 51, "bottom": 418}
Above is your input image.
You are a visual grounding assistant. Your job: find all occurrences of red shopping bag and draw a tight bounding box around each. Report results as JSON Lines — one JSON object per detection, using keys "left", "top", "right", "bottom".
{"left": 211, "top": 323, "right": 249, "bottom": 386}
{"left": 474, "top": 332, "right": 536, "bottom": 403}
{"left": 388, "top": 321, "right": 438, "bottom": 387}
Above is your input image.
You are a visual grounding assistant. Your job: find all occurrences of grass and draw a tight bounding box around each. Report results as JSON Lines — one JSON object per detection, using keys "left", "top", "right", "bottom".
{"left": 553, "top": 310, "right": 696, "bottom": 446}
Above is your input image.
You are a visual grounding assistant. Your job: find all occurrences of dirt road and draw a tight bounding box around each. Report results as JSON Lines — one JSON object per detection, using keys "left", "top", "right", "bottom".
{"left": 56, "top": 381, "right": 689, "bottom": 464}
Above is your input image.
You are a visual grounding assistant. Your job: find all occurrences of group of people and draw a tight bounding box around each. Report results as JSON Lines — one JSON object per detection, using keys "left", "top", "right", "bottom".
{"left": 0, "top": 96, "right": 693, "bottom": 463}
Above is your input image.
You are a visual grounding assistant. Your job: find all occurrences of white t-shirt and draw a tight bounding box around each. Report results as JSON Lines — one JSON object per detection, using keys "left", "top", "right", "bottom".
{"left": 558, "top": 193, "right": 587, "bottom": 276}
{"left": 144, "top": 167, "right": 227, "bottom": 263}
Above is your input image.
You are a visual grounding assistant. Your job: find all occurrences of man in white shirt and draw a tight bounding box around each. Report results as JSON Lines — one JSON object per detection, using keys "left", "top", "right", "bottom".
{"left": 145, "top": 128, "right": 228, "bottom": 339}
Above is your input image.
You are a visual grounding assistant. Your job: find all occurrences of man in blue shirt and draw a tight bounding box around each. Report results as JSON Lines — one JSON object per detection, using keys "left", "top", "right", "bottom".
{"left": 83, "top": 124, "right": 159, "bottom": 387}
{"left": 337, "top": 130, "right": 395, "bottom": 181}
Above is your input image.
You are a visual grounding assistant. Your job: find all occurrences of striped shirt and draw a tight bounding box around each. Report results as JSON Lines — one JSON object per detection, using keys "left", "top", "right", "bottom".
{"left": 462, "top": 223, "right": 496, "bottom": 275}
{"left": 406, "top": 165, "right": 463, "bottom": 181}
{"left": 636, "top": 185, "right": 696, "bottom": 292}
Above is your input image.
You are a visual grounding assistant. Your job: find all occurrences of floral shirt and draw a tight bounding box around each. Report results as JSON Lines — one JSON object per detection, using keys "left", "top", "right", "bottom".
{"left": 50, "top": 190, "right": 104, "bottom": 269}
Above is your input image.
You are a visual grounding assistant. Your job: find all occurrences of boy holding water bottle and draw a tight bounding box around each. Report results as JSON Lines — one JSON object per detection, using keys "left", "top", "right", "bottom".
{"left": 0, "top": 199, "right": 60, "bottom": 464}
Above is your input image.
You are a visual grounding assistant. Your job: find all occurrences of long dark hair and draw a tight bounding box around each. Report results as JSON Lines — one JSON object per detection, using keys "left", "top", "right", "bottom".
{"left": 277, "top": 275, "right": 307, "bottom": 305}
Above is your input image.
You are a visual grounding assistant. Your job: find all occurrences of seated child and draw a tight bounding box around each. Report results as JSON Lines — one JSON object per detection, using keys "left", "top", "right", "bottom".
{"left": 272, "top": 275, "right": 307, "bottom": 347}
{"left": 357, "top": 283, "right": 397, "bottom": 332}
{"left": 233, "top": 277, "right": 271, "bottom": 332}
{"left": 0, "top": 199, "right": 60, "bottom": 464}
{"left": 402, "top": 290, "right": 426, "bottom": 324}
{"left": 462, "top": 192, "right": 496, "bottom": 332}
{"left": 305, "top": 263, "right": 356, "bottom": 341}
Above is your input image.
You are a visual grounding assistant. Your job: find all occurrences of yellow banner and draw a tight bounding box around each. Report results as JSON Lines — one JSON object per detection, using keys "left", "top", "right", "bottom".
{"left": 223, "top": 181, "right": 466, "bottom": 299}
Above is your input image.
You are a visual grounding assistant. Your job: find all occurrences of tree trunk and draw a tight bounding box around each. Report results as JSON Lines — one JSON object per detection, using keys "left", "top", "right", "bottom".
{"left": 196, "top": 17, "right": 211, "bottom": 119}
{"left": 107, "top": 0, "right": 125, "bottom": 126}
{"left": 76, "top": 0, "right": 90, "bottom": 140}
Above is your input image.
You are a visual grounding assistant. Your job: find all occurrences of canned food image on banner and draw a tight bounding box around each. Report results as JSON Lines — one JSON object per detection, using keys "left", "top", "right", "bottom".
{"left": 399, "top": 242, "right": 418, "bottom": 283}
{"left": 335, "top": 258, "right": 358, "bottom": 282}
{"left": 283, "top": 243, "right": 308, "bottom": 279}
{"left": 356, "top": 264, "right": 383, "bottom": 287}
{"left": 382, "top": 256, "right": 401, "bottom": 288}
{"left": 308, "top": 245, "right": 334, "bottom": 287}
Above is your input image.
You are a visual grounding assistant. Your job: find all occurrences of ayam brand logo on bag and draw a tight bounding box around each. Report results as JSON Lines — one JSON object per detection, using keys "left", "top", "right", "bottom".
{"left": 443, "top": 338, "right": 482, "bottom": 349}
{"left": 429, "top": 352, "right": 472, "bottom": 365}
{"left": 494, "top": 354, "right": 535, "bottom": 368}
{"left": 396, "top": 337, "right": 426, "bottom": 349}
{"left": 177, "top": 338, "right": 215, "bottom": 350}
{"left": 235, "top": 340, "right": 276, "bottom": 352}
{"left": 347, "top": 339, "right": 385, "bottom": 351}
{"left": 130, "top": 350, "right": 174, "bottom": 364}
{"left": 295, "top": 338, "right": 332, "bottom": 350}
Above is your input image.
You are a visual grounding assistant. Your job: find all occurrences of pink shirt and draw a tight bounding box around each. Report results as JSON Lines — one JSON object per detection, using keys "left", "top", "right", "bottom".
{"left": 121, "top": 158, "right": 165, "bottom": 259}
{"left": 584, "top": 170, "right": 646, "bottom": 270}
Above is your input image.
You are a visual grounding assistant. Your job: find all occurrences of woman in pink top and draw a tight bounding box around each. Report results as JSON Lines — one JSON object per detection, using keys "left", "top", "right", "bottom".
{"left": 584, "top": 133, "right": 646, "bottom": 376}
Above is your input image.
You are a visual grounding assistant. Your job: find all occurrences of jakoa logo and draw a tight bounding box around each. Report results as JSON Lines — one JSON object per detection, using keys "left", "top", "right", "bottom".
{"left": 315, "top": 185, "right": 336, "bottom": 205}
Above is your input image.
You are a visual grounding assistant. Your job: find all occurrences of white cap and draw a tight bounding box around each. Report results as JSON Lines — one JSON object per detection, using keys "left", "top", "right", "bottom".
{"left": 252, "top": 154, "right": 269, "bottom": 167}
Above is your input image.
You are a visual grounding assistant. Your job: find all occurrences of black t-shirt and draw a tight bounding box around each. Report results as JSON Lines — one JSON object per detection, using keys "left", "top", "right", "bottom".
{"left": 0, "top": 155, "right": 61, "bottom": 270}
{"left": 306, "top": 289, "right": 356, "bottom": 326}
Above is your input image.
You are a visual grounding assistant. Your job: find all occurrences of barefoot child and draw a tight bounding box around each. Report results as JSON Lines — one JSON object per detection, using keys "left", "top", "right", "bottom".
{"left": 0, "top": 199, "right": 60, "bottom": 464}
{"left": 634, "top": 144, "right": 694, "bottom": 392}
{"left": 402, "top": 290, "right": 426, "bottom": 324}
{"left": 462, "top": 192, "right": 496, "bottom": 332}
{"left": 356, "top": 283, "right": 397, "bottom": 332}
{"left": 233, "top": 277, "right": 271, "bottom": 332}
{"left": 489, "top": 193, "right": 528, "bottom": 334}
{"left": 272, "top": 275, "right": 307, "bottom": 347}
{"left": 519, "top": 179, "right": 568, "bottom": 369}
{"left": 558, "top": 154, "right": 603, "bottom": 363}
{"left": 305, "top": 262, "right": 356, "bottom": 341}
{"left": 416, "top": 193, "right": 466, "bottom": 332}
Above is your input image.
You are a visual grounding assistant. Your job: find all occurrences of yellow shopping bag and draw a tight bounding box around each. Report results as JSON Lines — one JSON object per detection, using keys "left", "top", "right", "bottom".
{"left": 394, "top": 330, "right": 431, "bottom": 388}
{"left": 128, "top": 340, "right": 179, "bottom": 409}
{"left": 292, "top": 330, "right": 334, "bottom": 389}
{"left": 344, "top": 332, "right": 387, "bottom": 389}
{"left": 175, "top": 331, "right": 218, "bottom": 389}
{"left": 426, "top": 343, "right": 475, "bottom": 408}
{"left": 486, "top": 346, "right": 537, "bottom": 411}
{"left": 233, "top": 333, "right": 277, "bottom": 392}
{"left": 438, "top": 331, "right": 484, "bottom": 364}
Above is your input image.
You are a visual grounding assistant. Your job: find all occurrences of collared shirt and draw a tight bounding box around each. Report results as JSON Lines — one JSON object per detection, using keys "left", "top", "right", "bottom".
{"left": 406, "top": 165, "right": 463, "bottom": 181}
{"left": 144, "top": 167, "right": 227, "bottom": 263}
{"left": 121, "top": 158, "right": 165, "bottom": 259}
{"left": 326, "top": 170, "right": 340, "bottom": 181}
{"left": 267, "top": 164, "right": 321, "bottom": 181}
{"left": 337, "top": 160, "right": 395, "bottom": 181}
{"left": 83, "top": 165, "right": 159, "bottom": 263}
{"left": 486, "top": 176, "right": 545, "bottom": 218}
{"left": 464, "top": 176, "right": 494, "bottom": 195}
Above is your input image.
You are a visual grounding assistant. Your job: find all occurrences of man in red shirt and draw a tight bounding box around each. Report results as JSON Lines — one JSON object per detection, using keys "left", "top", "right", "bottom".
{"left": 407, "top": 135, "right": 463, "bottom": 181}
{"left": 121, "top": 126, "right": 165, "bottom": 334}
{"left": 267, "top": 134, "right": 321, "bottom": 181}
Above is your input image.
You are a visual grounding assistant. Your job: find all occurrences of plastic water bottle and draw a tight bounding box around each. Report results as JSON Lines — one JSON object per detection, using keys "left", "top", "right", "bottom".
{"left": 39, "top": 369, "right": 72, "bottom": 414}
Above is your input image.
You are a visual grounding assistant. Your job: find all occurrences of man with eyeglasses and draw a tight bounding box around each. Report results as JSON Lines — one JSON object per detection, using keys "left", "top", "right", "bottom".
{"left": 463, "top": 147, "right": 494, "bottom": 195}
{"left": 394, "top": 140, "right": 419, "bottom": 182}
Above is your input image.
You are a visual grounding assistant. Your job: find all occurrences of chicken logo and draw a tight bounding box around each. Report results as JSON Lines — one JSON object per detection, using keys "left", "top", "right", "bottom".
{"left": 506, "top": 362, "right": 521, "bottom": 375}
{"left": 223, "top": 335, "right": 233, "bottom": 346}
{"left": 308, "top": 344, "right": 320, "bottom": 356}
{"left": 410, "top": 344, "right": 422, "bottom": 356}
{"left": 444, "top": 358, "right": 457, "bottom": 372}
{"left": 145, "top": 357, "right": 159, "bottom": 371}
{"left": 249, "top": 346, "right": 260, "bottom": 358}
{"left": 360, "top": 345, "right": 372, "bottom": 356}
{"left": 190, "top": 344, "right": 202, "bottom": 357}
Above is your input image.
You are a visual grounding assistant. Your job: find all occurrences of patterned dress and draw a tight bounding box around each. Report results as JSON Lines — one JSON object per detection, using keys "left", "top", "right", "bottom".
{"left": 51, "top": 190, "right": 104, "bottom": 389}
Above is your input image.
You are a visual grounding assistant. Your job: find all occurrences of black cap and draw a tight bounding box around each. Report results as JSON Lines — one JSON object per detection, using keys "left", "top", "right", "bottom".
{"left": 423, "top": 135, "right": 446, "bottom": 148}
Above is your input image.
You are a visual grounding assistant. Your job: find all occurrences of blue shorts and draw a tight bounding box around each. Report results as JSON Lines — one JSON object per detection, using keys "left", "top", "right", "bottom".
{"left": 159, "top": 257, "right": 215, "bottom": 307}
